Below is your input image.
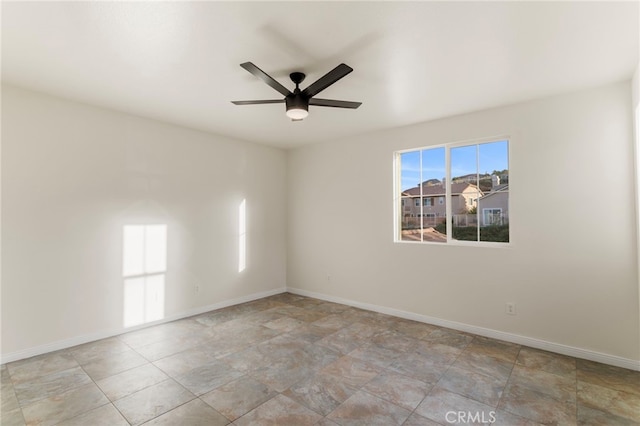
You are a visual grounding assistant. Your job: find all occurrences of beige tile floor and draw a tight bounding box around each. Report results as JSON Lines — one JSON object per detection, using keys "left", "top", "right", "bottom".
{"left": 2, "top": 293, "right": 639, "bottom": 425}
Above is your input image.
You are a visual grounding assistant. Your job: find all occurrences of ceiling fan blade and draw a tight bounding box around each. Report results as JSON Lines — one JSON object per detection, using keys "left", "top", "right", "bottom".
{"left": 240, "top": 62, "right": 292, "bottom": 97}
{"left": 302, "top": 63, "right": 354, "bottom": 97}
{"left": 309, "top": 98, "right": 362, "bottom": 109}
{"left": 231, "top": 99, "right": 285, "bottom": 105}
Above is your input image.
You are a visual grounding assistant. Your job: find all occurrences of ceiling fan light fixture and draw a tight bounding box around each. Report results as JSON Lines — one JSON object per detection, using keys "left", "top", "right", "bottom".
{"left": 286, "top": 106, "right": 308, "bottom": 120}
{"left": 285, "top": 94, "right": 309, "bottom": 120}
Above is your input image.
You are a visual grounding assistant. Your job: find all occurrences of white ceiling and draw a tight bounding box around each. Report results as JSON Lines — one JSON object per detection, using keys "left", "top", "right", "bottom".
{"left": 2, "top": 2, "right": 638, "bottom": 149}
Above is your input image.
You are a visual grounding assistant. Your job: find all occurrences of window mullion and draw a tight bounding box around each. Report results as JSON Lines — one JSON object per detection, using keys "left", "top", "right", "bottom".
{"left": 419, "top": 150, "right": 424, "bottom": 242}
{"left": 445, "top": 147, "right": 451, "bottom": 242}
{"left": 394, "top": 153, "right": 397, "bottom": 241}
{"left": 476, "top": 145, "right": 480, "bottom": 242}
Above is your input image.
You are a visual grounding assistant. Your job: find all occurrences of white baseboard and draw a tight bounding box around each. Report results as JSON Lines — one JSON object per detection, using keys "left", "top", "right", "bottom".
{"left": 287, "top": 287, "right": 640, "bottom": 371}
{"left": 1, "top": 287, "right": 287, "bottom": 365}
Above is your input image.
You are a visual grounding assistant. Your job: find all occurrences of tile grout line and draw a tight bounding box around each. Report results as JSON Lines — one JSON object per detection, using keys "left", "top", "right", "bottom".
{"left": 2, "top": 368, "right": 28, "bottom": 426}
{"left": 494, "top": 344, "right": 521, "bottom": 418}
{"left": 399, "top": 328, "right": 470, "bottom": 425}
{"left": 56, "top": 360, "right": 127, "bottom": 426}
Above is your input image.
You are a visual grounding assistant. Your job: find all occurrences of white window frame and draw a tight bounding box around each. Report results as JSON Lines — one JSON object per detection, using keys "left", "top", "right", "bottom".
{"left": 394, "top": 135, "right": 511, "bottom": 247}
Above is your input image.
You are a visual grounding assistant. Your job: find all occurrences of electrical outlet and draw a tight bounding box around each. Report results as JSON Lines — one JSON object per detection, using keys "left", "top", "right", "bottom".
{"left": 506, "top": 302, "right": 516, "bottom": 315}
{"left": 327, "top": 275, "right": 331, "bottom": 282}
{"left": 195, "top": 285, "right": 200, "bottom": 293}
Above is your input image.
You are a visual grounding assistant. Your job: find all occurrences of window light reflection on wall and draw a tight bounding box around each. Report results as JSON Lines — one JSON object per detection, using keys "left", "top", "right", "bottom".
{"left": 239, "top": 199, "right": 246, "bottom": 273}
{"left": 122, "top": 224, "right": 166, "bottom": 327}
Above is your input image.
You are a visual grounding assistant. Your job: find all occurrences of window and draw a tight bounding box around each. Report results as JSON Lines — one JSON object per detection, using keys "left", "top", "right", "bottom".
{"left": 395, "top": 138, "right": 509, "bottom": 244}
{"left": 122, "top": 225, "right": 167, "bottom": 327}
{"left": 483, "top": 208, "right": 503, "bottom": 225}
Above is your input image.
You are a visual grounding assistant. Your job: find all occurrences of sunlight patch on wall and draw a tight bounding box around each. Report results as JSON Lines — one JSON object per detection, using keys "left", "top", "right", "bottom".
{"left": 239, "top": 199, "right": 246, "bottom": 273}
{"left": 123, "top": 224, "right": 166, "bottom": 327}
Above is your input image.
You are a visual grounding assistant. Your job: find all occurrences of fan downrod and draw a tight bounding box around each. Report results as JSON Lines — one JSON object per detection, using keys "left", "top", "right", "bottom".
{"left": 290, "top": 72, "right": 306, "bottom": 88}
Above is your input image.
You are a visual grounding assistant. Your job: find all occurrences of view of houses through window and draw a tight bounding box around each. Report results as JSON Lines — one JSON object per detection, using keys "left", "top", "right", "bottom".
{"left": 396, "top": 139, "right": 509, "bottom": 243}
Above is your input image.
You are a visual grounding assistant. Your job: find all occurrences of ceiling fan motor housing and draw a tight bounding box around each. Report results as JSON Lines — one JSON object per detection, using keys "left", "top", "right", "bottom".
{"left": 286, "top": 92, "right": 309, "bottom": 112}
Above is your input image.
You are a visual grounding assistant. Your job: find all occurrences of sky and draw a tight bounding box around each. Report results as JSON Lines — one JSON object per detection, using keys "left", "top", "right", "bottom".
{"left": 400, "top": 140, "right": 508, "bottom": 191}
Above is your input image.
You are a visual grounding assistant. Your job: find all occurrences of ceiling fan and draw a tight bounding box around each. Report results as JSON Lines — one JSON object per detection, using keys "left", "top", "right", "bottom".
{"left": 232, "top": 62, "right": 362, "bottom": 121}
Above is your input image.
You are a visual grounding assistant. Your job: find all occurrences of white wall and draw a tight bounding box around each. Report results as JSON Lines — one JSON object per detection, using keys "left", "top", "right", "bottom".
{"left": 287, "top": 81, "right": 639, "bottom": 365}
{"left": 633, "top": 63, "right": 640, "bottom": 356}
{"left": 1, "top": 84, "right": 287, "bottom": 359}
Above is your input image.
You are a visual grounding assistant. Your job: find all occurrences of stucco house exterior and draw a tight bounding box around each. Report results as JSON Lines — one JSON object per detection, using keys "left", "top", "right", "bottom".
{"left": 477, "top": 184, "right": 509, "bottom": 225}
{"left": 401, "top": 181, "right": 482, "bottom": 228}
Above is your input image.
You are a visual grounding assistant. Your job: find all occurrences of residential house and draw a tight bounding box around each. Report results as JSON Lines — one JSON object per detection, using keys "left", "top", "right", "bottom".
{"left": 478, "top": 184, "right": 510, "bottom": 226}
{"left": 401, "top": 181, "right": 483, "bottom": 228}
